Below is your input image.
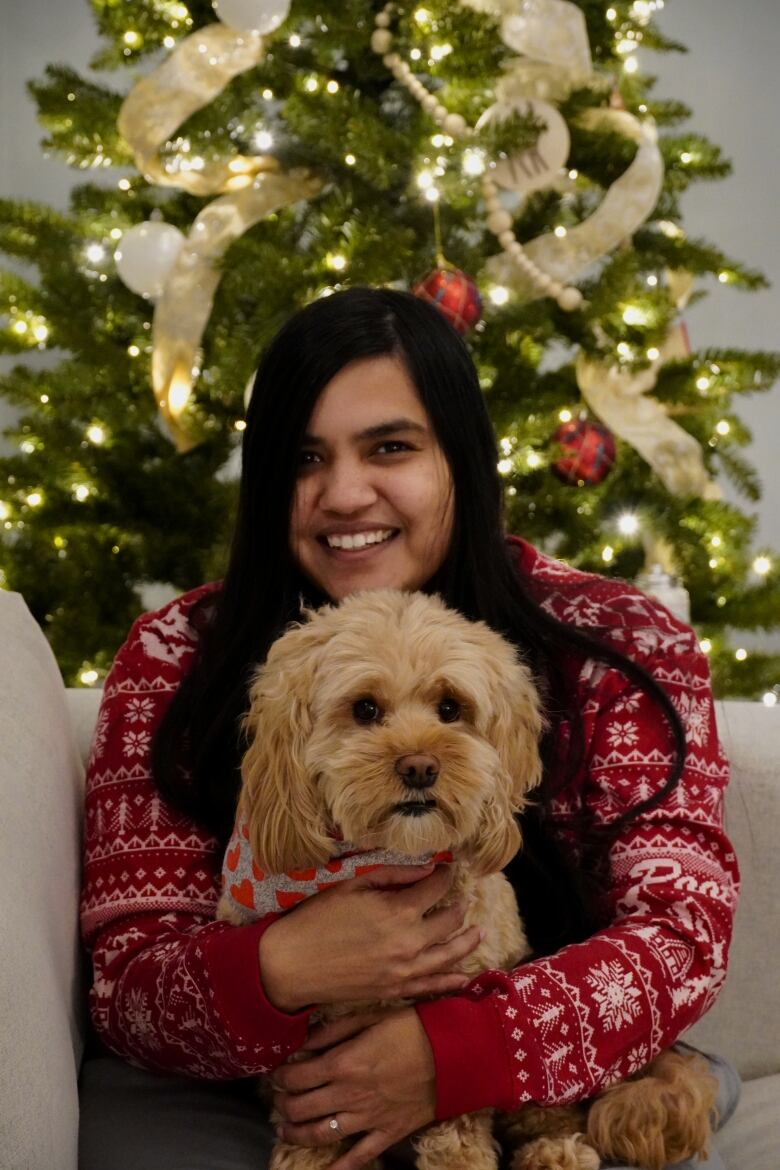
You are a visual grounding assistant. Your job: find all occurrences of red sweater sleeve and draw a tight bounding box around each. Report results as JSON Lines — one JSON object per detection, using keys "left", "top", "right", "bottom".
{"left": 80, "top": 590, "right": 312, "bottom": 1077}
{"left": 417, "top": 588, "right": 739, "bottom": 1119}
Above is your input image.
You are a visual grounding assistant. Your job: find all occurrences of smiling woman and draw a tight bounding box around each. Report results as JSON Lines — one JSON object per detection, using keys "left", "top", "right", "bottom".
{"left": 79, "top": 286, "right": 740, "bottom": 1170}
{"left": 290, "top": 354, "right": 454, "bottom": 601}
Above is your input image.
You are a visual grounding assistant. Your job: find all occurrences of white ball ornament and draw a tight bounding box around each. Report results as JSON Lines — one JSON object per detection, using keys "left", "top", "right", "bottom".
{"left": 212, "top": 0, "right": 290, "bottom": 34}
{"left": 115, "top": 221, "right": 185, "bottom": 299}
{"left": 443, "top": 113, "right": 468, "bottom": 139}
{"left": 371, "top": 29, "right": 393, "bottom": 54}
{"left": 557, "top": 286, "right": 584, "bottom": 311}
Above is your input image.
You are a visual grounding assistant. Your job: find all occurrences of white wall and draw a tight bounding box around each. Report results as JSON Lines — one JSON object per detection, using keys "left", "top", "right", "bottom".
{"left": 2, "top": 0, "right": 779, "bottom": 550}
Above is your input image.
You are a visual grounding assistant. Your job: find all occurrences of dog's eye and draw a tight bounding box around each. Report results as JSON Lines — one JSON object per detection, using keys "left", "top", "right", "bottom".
{"left": 438, "top": 697, "right": 461, "bottom": 723}
{"left": 353, "top": 698, "right": 381, "bottom": 724}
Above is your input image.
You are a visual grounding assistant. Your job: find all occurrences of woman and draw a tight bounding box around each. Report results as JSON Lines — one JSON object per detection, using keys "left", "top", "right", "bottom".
{"left": 79, "top": 287, "right": 739, "bottom": 1169}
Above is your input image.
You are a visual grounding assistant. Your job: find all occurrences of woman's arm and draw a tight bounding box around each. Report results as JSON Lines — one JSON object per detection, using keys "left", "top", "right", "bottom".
{"left": 416, "top": 617, "right": 739, "bottom": 1119}
{"left": 81, "top": 592, "right": 312, "bottom": 1077}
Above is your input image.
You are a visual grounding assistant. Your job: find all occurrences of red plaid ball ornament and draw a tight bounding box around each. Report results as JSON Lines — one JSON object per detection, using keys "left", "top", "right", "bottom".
{"left": 412, "top": 267, "right": 483, "bottom": 334}
{"left": 553, "top": 417, "right": 616, "bottom": 486}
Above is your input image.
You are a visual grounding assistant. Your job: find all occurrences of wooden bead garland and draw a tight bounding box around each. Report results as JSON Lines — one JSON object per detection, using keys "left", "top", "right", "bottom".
{"left": 371, "top": 4, "right": 584, "bottom": 313}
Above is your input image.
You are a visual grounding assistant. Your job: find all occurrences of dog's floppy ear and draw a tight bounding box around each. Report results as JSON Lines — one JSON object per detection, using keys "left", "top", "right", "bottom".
{"left": 238, "top": 616, "right": 335, "bottom": 873}
{"left": 467, "top": 645, "right": 546, "bottom": 876}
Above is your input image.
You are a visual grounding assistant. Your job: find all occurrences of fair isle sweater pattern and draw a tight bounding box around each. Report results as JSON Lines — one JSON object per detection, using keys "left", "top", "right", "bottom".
{"left": 79, "top": 536, "right": 739, "bottom": 1117}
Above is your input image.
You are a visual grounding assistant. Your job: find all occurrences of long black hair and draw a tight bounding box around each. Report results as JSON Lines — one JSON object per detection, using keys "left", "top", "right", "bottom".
{"left": 151, "top": 286, "right": 687, "bottom": 955}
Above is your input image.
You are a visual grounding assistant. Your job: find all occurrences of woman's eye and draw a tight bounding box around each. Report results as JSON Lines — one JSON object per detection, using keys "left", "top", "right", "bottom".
{"left": 375, "top": 440, "right": 411, "bottom": 455}
{"left": 438, "top": 698, "right": 461, "bottom": 723}
{"left": 353, "top": 698, "right": 382, "bottom": 724}
{"left": 298, "top": 450, "right": 321, "bottom": 466}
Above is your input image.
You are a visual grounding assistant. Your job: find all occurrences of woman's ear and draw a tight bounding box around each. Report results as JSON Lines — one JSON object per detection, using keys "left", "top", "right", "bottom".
{"left": 238, "top": 616, "right": 335, "bottom": 873}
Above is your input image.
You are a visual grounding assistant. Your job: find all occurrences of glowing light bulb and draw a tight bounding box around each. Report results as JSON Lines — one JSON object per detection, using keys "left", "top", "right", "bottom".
{"left": 622, "top": 305, "right": 646, "bottom": 326}
{"left": 12, "top": 320, "right": 28, "bottom": 335}
{"left": 623, "top": 56, "right": 639, "bottom": 74}
{"left": 763, "top": 691, "right": 778, "bottom": 707}
{"left": 414, "top": 8, "right": 432, "bottom": 24}
{"left": 488, "top": 286, "right": 509, "bottom": 306}
{"left": 606, "top": 7, "right": 617, "bottom": 20}
{"left": 304, "top": 76, "right": 319, "bottom": 93}
{"left": 699, "top": 638, "right": 712, "bottom": 654}
{"left": 73, "top": 484, "right": 90, "bottom": 502}
{"left": 602, "top": 545, "right": 615, "bottom": 563}
{"left": 26, "top": 492, "right": 43, "bottom": 507}
{"left": 123, "top": 30, "right": 142, "bottom": 48}
{"left": 680, "top": 151, "right": 692, "bottom": 164}
{"left": 697, "top": 375, "right": 711, "bottom": 391}
{"left": 735, "top": 648, "right": 748, "bottom": 661}
{"left": 327, "top": 80, "right": 340, "bottom": 94}
{"left": 87, "top": 425, "right": 106, "bottom": 444}
{"left": 646, "top": 347, "right": 660, "bottom": 360}
{"left": 617, "top": 512, "right": 640, "bottom": 536}
{"left": 646, "top": 274, "right": 658, "bottom": 287}
{"left": 80, "top": 669, "right": 99, "bottom": 686}
{"left": 289, "top": 33, "right": 301, "bottom": 47}
{"left": 85, "top": 243, "right": 106, "bottom": 264}
{"left": 617, "top": 342, "right": 633, "bottom": 359}
{"left": 498, "top": 459, "right": 513, "bottom": 475}
{"left": 344, "top": 154, "right": 356, "bottom": 166}
{"left": 327, "top": 253, "right": 348, "bottom": 272}
{"left": 430, "top": 43, "right": 453, "bottom": 61}
{"left": 553, "top": 225, "right": 567, "bottom": 238}
{"left": 710, "top": 535, "right": 722, "bottom": 548}
{"left": 559, "top": 409, "right": 572, "bottom": 422}
{"left": 118, "top": 178, "right": 131, "bottom": 191}
{"left": 716, "top": 420, "right": 731, "bottom": 436}
{"left": 128, "top": 344, "right": 141, "bottom": 357}
{"left": 462, "top": 149, "right": 486, "bottom": 176}
{"left": 753, "top": 556, "right": 772, "bottom": 576}
{"left": 526, "top": 451, "right": 542, "bottom": 469}
{"left": 0, "top": 501, "right": 9, "bottom": 520}
{"left": 417, "top": 170, "right": 434, "bottom": 189}
{"left": 424, "top": 187, "right": 440, "bottom": 203}
{"left": 718, "top": 271, "right": 730, "bottom": 283}
{"left": 252, "top": 129, "right": 274, "bottom": 151}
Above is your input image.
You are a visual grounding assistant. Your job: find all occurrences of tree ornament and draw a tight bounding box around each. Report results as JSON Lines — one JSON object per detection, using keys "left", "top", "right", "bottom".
{"left": 475, "top": 98, "right": 571, "bottom": 194}
{"left": 115, "top": 221, "right": 185, "bottom": 299}
{"left": 552, "top": 416, "right": 616, "bottom": 485}
{"left": 413, "top": 268, "right": 483, "bottom": 335}
{"left": 212, "top": 0, "right": 290, "bottom": 34}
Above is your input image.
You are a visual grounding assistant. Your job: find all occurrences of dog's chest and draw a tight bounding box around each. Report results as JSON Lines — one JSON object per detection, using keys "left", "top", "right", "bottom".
{"left": 445, "top": 868, "right": 531, "bottom": 977}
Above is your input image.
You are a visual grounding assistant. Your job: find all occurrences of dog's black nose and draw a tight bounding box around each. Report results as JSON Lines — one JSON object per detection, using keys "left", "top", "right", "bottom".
{"left": 395, "top": 754, "right": 439, "bottom": 789}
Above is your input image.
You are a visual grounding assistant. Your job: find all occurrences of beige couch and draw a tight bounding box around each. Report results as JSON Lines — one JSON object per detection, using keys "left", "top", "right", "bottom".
{"left": 0, "top": 591, "right": 777, "bottom": 1169}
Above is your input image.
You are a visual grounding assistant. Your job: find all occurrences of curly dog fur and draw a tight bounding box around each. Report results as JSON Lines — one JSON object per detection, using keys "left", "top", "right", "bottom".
{"left": 217, "top": 589, "right": 717, "bottom": 1170}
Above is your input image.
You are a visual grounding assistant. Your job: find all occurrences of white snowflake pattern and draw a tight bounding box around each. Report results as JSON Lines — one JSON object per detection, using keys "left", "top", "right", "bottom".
{"left": 124, "top": 988, "right": 160, "bottom": 1048}
{"left": 606, "top": 720, "right": 640, "bottom": 748}
{"left": 586, "top": 960, "right": 642, "bottom": 1030}
{"left": 626, "top": 1044, "right": 649, "bottom": 1074}
{"left": 612, "top": 691, "right": 642, "bottom": 714}
{"left": 126, "top": 697, "right": 156, "bottom": 723}
{"left": 122, "top": 728, "right": 151, "bottom": 757}
{"left": 674, "top": 693, "right": 710, "bottom": 747}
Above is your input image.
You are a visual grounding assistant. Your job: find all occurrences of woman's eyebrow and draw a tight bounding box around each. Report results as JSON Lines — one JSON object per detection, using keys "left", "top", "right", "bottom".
{"left": 303, "top": 418, "right": 429, "bottom": 444}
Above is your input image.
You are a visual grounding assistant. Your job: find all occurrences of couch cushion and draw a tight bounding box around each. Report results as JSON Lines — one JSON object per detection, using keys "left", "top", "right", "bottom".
{"left": 683, "top": 701, "right": 780, "bottom": 1081}
{"left": 0, "top": 592, "right": 84, "bottom": 1170}
{"left": 714, "top": 1073, "right": 780, "bottom": 1170}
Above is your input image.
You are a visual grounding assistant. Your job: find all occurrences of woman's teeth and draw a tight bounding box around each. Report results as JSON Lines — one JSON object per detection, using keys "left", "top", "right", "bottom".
{"left": 325, "top": 529, "right": 396, "bottom": 550}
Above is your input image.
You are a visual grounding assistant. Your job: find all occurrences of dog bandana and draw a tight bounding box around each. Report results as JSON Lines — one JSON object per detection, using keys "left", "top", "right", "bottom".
{"left": 221, "top": 814, "right": 453, "bottom": 923}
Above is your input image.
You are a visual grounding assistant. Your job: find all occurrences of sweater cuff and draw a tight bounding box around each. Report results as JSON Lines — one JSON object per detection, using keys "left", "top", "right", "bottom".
{"left": 415, "top": 991, "right": 517, "bottom": 1119}
{"left": 203, "top": 918, "right": 312, "bottom": 1063}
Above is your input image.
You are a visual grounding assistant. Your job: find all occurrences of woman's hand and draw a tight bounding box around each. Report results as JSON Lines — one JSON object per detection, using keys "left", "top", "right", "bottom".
{"left": 258, "top": 863, "right": 481, "bottom": 1011}
{"left": 273, "top": 1008, "right": 437, "bottom": 1170}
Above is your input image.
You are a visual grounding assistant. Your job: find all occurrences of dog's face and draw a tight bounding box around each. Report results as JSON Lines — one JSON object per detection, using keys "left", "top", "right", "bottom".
{"left": 239, "top": 590, "right": 544, "bottom": 876}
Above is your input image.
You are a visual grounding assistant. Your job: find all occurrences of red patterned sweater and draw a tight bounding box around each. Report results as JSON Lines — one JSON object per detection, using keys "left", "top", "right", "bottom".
{"left": 80, "top": 537, "right": 738, "bottom": 1119}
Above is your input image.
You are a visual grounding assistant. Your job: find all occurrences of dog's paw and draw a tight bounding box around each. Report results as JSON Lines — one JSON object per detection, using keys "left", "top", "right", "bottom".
{"left": 511, "top": 1134, "right": 600, "bottom": 1170}
{"left": 586, "top": 1051, "right": 716, "bottom": 1170}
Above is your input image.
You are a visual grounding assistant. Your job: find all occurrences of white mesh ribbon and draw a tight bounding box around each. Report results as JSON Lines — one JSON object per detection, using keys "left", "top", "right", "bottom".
{"left": 118, "top": 24, "right": 271, "bottom": 196}
{"left": 575, "top": 272, "right": 721, "bottom": 500}
{"left": 152, "top": 168, "right": 325, "bottom": 452}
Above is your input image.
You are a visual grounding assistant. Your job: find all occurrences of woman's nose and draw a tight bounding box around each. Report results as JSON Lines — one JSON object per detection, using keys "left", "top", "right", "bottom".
{"left": 319, "top": 461, "right": 378, "bottom": 512}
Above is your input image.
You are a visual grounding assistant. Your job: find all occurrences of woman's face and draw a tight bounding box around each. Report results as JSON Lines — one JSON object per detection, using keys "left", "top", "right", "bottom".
{"left": 290, "top": 354, "right": 454, "bottom": 602}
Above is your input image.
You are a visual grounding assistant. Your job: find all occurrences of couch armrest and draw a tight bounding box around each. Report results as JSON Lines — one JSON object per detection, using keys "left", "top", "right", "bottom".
{"left": 0, "top": 592, "right": 84, "bottom": 1170}
{"left": 682, "top": 700, "right": 780, "bottom": 1081}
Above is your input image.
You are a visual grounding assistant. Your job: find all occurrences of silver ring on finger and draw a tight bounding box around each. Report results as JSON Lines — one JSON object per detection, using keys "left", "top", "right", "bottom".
{"left": 328, "top": 1116, "right": 346, "bottom": 1140}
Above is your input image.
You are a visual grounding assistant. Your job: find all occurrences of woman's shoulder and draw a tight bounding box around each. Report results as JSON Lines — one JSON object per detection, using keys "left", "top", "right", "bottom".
{"left": 506, "top": 535, "right": 698, "bottom": 663}
{"left": 115, "top": 580, "right": 222, "bottom": 678}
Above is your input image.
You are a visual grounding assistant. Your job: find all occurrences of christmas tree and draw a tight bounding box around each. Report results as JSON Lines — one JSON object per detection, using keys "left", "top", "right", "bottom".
{"left": 1, "top": 0, "right": 779, "bottom": 697}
